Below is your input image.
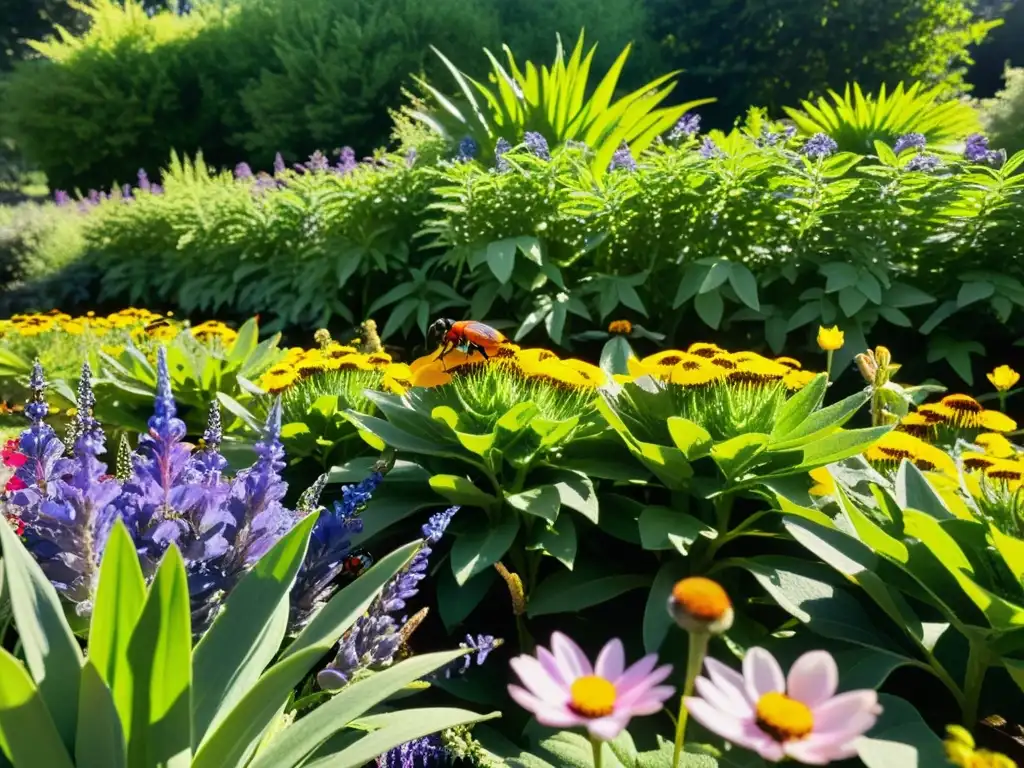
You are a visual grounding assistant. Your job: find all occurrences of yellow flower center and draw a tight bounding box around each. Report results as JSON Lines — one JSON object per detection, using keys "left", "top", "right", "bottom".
{"left": 671, "top": 577, "right": 732, "bottom": 621}
{"left": 569, "top": 676, "right": 617, "bottom": 718}
{"left": 755, "top": 692, "right": 814, "bottom": 742}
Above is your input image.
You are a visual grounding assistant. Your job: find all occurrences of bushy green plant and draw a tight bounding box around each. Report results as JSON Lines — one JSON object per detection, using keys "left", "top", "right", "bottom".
{"left": 983, "top": 66, "right": 1024, "bottom": 157}
{"left": 784, "top": 82, "right": 984, "bottom": 153}
{"left": 408, "top": 32, "right": 712, "bottom": 176}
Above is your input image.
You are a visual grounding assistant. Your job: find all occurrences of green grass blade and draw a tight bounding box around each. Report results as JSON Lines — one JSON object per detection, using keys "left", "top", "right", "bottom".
{"left": 76, "top": 661, "right": 127, "bottom": 768}
{"left": 0, "top": 648, "right": 74, "bottom": 768}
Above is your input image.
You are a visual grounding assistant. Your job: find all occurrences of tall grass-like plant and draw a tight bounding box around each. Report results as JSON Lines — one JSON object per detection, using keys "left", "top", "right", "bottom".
{"left": 784, "top": 82, "right": 983, "bottom": 153}
{"left": 408, "top": 32, "right": 713, "bottom": 178}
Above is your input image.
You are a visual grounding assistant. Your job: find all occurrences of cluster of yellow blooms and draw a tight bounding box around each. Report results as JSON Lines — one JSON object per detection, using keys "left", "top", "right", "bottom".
{"left": 0, "top": 309, "right": 239, "bottom": 351}
{"left": 257, "top": 343, "right": 413, "bottom": 395}
{"left": 623, "top": 343, "right": 818, "bottom": 391}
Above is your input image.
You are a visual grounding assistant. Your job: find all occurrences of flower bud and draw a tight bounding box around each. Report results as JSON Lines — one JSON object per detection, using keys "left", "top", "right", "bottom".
{"left": 668, "top": 576, "right": 734, "bottom": 635}
{"left": 495, "top": 562, "right": 526, "bottom": 616}
{"left": 855, "top": 353, "right": 877, "bottom": 384}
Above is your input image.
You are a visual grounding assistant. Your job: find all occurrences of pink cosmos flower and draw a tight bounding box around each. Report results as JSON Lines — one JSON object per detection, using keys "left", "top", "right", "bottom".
{"left": 508, "top": 632, "right": 674, "bottom": 741}
{"left": 685, "top": 647, "right": 881, "bottom": 765}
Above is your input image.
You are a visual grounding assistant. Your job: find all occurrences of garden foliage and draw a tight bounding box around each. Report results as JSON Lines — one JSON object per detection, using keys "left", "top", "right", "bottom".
{"left": 982, "top": 66, "right": 1024, "bottom": 158}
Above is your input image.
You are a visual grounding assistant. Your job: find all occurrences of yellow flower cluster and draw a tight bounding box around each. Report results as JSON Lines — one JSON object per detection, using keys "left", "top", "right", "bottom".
{"left": 864, "top": 431, "right": 957, "bottom": 477}
{"left": 408, "top": 344, "right": 606, "bottom": 391}
{"left": 622, "top": 342, "right": 817, "bottom": 391}
{"left": 0, "top": 309, "right": 238, "bottom": 347}
{"left": 257, "top": 343, "right": 411, "bottom": 395}
{"left": 897, "top": 394, "right": 1017, "bottom": 438}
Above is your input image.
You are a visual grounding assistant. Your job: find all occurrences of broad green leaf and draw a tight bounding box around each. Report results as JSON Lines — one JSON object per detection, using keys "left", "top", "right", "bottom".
{"left": 548, "top": 469, "right": 599, "bottom": 524}
{"left": 311, "top": 708, "right": 500, "bottom": 768}
{"left": 643, "top": 559, "right": 688, "bottom": 653}
{"left": 0, "top": 511, "right": 82, "bottom": 754}
{"left": 486, "top": 239, "right": 517, "bottom": 283}
{"left": 285, "top": 541, "right": 421, "bottom": 659}
{"left": 956, "top": 281, "right": 995, "bottom": 308}
{"left": 794, "top": 425, "right": 892, "bottom": 471}
{"left": 429, "top": 475, "right": 498, "bottom": 508}
{"left": 740, "top": 556, "right": 903, "bottom": 652}
{"left": 834, "top": 486, "right": 908, "bottom": 563}
{"left": 190, "top": 647, "right": 324, "bottom": 768}
{"left": 226, "top": 317, "right": 260, "bottom": 368}
{"left": 192, "top": 514, "right": 316, "bottom": 747}
{"left": 528, "top": 572, "right": 650, "bottom": 617}
{"left": 989, "top": 525, "right": 1024, "bottom": 584}
{"left": 894, "top": 460, "right": 952, "bottom": 520}
{"left": 0, "top": 648, "right": 75, "bottom": 768}
{"left": 535, "top": 731, "right": 630, "bottom": 768}
{"left": 127, "top": 546, "right": 192, "bottom": 768}
{"left": 1005, "top": 658, "right": 1024, "bottom": 695}
{"left": 666, "top": 417, "right": 712, "bottom": 459}
{"left": 856, "top": 694, "right": 946, "bottom": 768}
{"left": 76, "top": 661, "right": 126, "bottom": 768}
{"left": 531, "top": 514, "right": 578, "bottom": 570}
{"left": 711, "top": 433, "right": 768, "bottom": 479}
{"left": 451, "top": 512, "right": 521, "bottom": 585}
{"left": 248, "top": 650, "right": 469, "bottom": 768}
{"left": 694, "top": 290, "right": 724, "bottom": 329}
{"left": 637, "top": 506, "right": 716, "bottom": 554}
{"left": 769, "top": 374, "right": 828, "bottom": 439}
{"left": 770, "top": 390, "right": 870, "bottom": 447}
{"left": 89, "top": 521, "right": 145, "bottom": 741}
{"left": 903, "top": 511, "right": 1024, "bottom": 630}
{"left": 599, "top": 336, "right": 634, "bottom": 377}
{"left": 506, "top": 486, "right": 561, "bottom": 523}
{"left": 728, "top": 262, "right": 760, "bottom": 310}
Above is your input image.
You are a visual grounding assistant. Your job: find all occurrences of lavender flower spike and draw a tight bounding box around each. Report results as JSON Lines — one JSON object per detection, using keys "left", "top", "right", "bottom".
{"left": 669, "top": 112, "right": 701, "bottom": 141}
{"left": 494, "top": 137, "right": 512, "bottom": 173}
{"left": 802, "top": 133, "right": 838, "bottom": 159}
{"left": 893, "top": 133, "right": 926, "bottom": 154}
{"left": 609, "top": 142, "right": 637, "bottom": 172}
{"left": 289, "top": 469, "right": 383, "bottom": 631}
{"left": 190, "top": 399, "right": 227, "bottom": 477}
{"left": 456, "top": 137, "right": 478, "bottom": 163}
{"left": 10, "top": 361, "right": 65, "bottom": 501}
{"left": 524, "top": 131, "right": 551, "bottom": 161}
{"left": 317, "top": 506, "right": 459, "bottom": 690}
{"left": 377, "top": 735, "right": 449, "bottom": 768}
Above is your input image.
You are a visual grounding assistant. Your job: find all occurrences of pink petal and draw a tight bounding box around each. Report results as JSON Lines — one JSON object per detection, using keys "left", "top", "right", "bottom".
{"left": 537, "top": 646, "right": 570, "bottom": 687}
{"left": 812, "top": 690, "right": 880, "bottom": 735}
{"left": 786, "top": 736, "right": 858, "bottom": 764}
{"left": 617, "top": 661, "right": 673, "bottom": 698}
{"left": 694, "top": 675, "right": 753, "bottom": 719}
{"left": 743, "top": 647, "right": 785, "bottom": 702}
{"left": 619, "top": 685, "right": 675, "bottom": 715}
{"left": 686, "top": 699, "right": 781, "bottom": 760}
{"left": 595, "top": 638, "right": 625, "bottom": 681}
{"left": 510, "top": 655, "right": 569, "bottom": 703}
{"left": 587, "top": 715, "right": 630, "bottom": 741}
{"left": 614, "top": 654, "right": 657, "bottom": 690}
{"left": 704, "top": 657, "right": 754, "bottom": 712}
{"left": 508, "top": 685, "right": 581, "bottom": 728}
{"left": 551, "top": 631, "right": 593, "bottom": 679}
{"left": 787, "top": 651, "right": 838, "bottom": 708}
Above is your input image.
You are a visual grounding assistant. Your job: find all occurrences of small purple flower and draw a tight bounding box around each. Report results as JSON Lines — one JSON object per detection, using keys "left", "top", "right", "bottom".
{"left": 137, "top": 168, "right": 151, "bottom": 191}
{"left": 234, "top": 162, "right": 253, "bottom": 180}
{"left": 699, "top": 137, "right": 723, "bottom": 159}
{"left": 54, "top": 190, "right": 70, "bottom": 206}
{"left": 150, "top": 183, "right": 164, "bottom": 196}
{"left": 273, "top": 152, "right": 286, "bottom": 175}
{"left": 905, "top": 153, "right": 942, "bottom": 173}
{"left": 438, "top": 633, "right": 500, "bottom": 679}
{"left": 784, "top": 125, "right": 797, "bottom": 140}
{"left": 495, "top": 137, "right": 512, "bottom": 173}
{"left": 802, "top": 133, "right": 838, "bottom": 159}
{"left": 524, "top": 131, "right": 550, "bottom": 160}
{"left": 893, "top": 133, "right": 926, "bottom": 154}
{"left": 964, "top": 133, "right": 1006, "bottom": 166}
{"left": 669, "top": 112, "right": 701, "bottom": 141}
{"left": 121, "top": 184, "right": 133, "bottom": 201}
{"left": 609, "top": 141, "right": 637, "bottom": 172}
{"left": 297, "top": 151, "right": 330, "bottom": 173}
{"left": 405, "top": 149, "right": 418, "bottom": 168}
{"left": 377, "top": 735, "right": 449, "bottom": 768}
{"left": 455, "top": 137, "right": 478, "bottom": 163}
{"left": 335, "top": 146, "right": 357, "bottom": 174}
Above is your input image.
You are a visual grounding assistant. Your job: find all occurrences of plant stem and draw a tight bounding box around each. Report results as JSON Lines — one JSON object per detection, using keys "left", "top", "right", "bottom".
{"left": 591, "top": 735, "right": 603, "bottom": 768}
{"left": 672, "top": 631, "right": 709, "bottom": 768}
{"left": 999, "top": 392, "right": 1007, "bottom": 414}
{"left": 826, "top": 349, "right": 833, "bottom": 383}
{"left": 962, "top": 642, "right": 988, "bottom": 728}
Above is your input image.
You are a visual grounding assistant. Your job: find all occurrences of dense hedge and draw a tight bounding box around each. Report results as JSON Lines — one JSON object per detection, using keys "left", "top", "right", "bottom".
{"left": 0, "top": 0, "right": 1004, "bottom": 189}
{"left": 5, "top": 117, "right": 1023, "bottom": 386}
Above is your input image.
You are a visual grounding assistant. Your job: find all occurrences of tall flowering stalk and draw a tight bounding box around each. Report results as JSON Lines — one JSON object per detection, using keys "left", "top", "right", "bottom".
{"left": 3, "top": 348, "right": 386, "bottom": 635}
{"left": 317, "top": 507, "right": 459, "bottom": 690}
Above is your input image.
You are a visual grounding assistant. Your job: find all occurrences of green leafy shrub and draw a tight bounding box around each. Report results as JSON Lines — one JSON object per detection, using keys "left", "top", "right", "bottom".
{"left": 982, "top": 65, "right": 1024, "bottom": 157}
{"left": 645, "top": 0, "right": 998, "bottom": 124}
{"left": 408, "top": 32, "right": 712, "bottom": 176}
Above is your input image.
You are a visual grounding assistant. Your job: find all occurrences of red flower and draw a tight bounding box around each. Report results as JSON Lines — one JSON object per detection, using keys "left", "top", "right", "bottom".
{"left": 1, "top": 438, "right": 26, "bottom": 468}
{"left": 5, "top": 475, "right": 26, "bottom": 492}
{"left": 4, "top": 513, "right": 24, "bottom": 536}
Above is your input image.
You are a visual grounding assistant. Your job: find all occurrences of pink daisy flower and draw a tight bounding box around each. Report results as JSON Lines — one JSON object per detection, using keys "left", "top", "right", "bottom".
{"left": 685, "top": 647, "right": 882, "bottom": 765}
{"left": 508, "top": 632, "right": 675, "bottom": 741}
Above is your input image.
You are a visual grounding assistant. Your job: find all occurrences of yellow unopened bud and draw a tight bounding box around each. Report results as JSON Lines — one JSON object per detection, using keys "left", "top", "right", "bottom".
{"left": 495, "top": 562, "right": 526, "bottom": 616}
{"left": 668, "top": 577, "right": 734, "bottom": 635}
{"left": 874, "top": 346, "right": 892, "bottom": 370}
{"left": 817, "top": 326, "right": 844, "bottom": 352}
{"left": 855, "top": 353, "right": 877, "bottom": 384}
